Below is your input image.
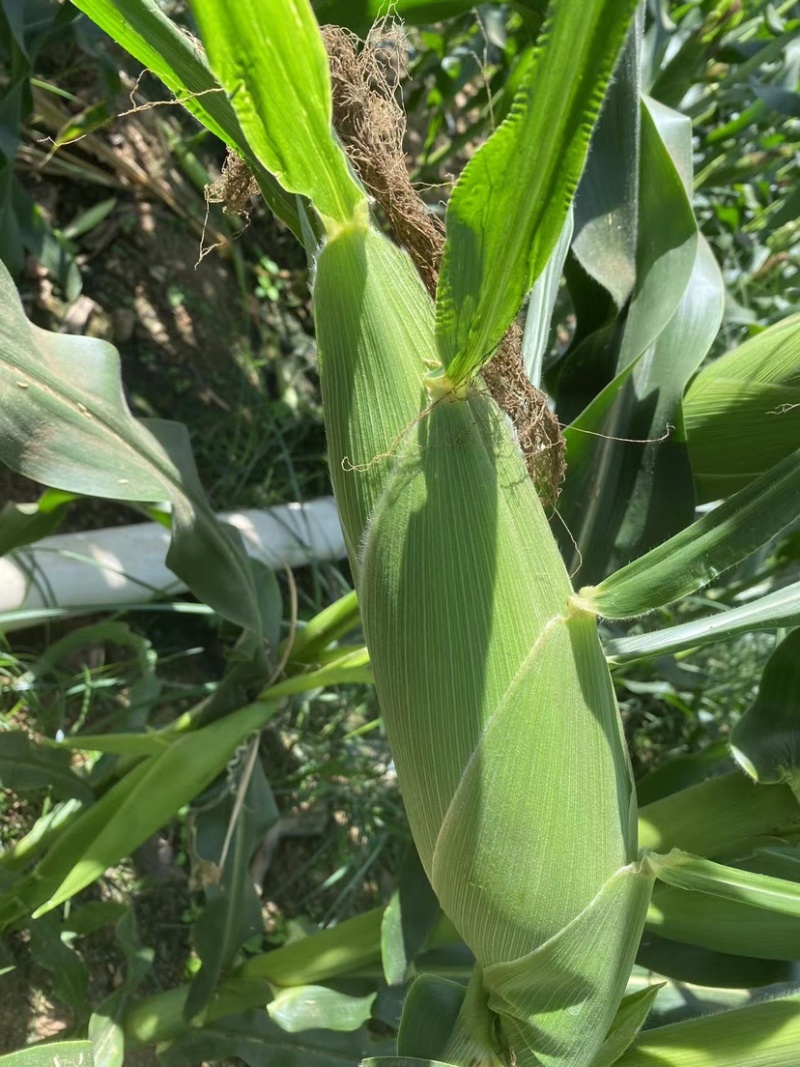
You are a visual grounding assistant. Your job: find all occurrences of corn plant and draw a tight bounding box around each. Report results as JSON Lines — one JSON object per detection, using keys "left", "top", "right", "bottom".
{"left": 1, "top": 1, "right": 800, "bottom": 1066}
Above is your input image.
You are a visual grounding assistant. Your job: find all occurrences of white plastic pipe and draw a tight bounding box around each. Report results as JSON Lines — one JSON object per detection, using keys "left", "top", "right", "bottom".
{"left": 0, "top": 497, "right": 346, "bottom": 630}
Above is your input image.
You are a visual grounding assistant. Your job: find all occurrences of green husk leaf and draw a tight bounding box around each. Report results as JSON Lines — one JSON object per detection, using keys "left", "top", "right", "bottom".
{"left": 360, "top": 389, "right": 634, "bottom": 965}
{"left": 435, "top": 0, "right": 638, "bottom": 383}
{"left": 314, "top": 223, "right": 436, "bottom": 573}
{"left": 591, "top": 985, "right": 662, "bottom": 1067}
{"left": 190, "top": 0, "right": 366, "bottom": 228}
{"left": 483, "top": 863, "right": 654, "bottom": 1067}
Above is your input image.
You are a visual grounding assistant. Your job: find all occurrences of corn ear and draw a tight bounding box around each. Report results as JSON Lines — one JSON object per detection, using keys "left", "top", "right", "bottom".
{"left": 314, "top": 222, "right": 436, "bottom": 571}
{"left": 314, "top": 222, "right": 652, "bottom": 1064}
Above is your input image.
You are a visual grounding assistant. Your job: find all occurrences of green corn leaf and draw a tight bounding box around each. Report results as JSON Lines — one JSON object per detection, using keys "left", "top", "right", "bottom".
{"left": 69, "top": 0, "right": 301, "bottom": 237}
{"left": 0, "top": 488, "right": 76, "bottom": 556}
{"left": 522, "top": 209, "right": 573, "bottom": 389}
{"left": 570, "top": 15, "right": 641, "bottom": 310}
{"left": 190, "top": 0, "right": 366, "bottom": 230}
{"left": 89, "top": 908, "right": 153, "bottom": 1067}
{"left": 240, "top": 907, "right": 384, "bottom": 985}
{"left": 555, "top": 95, "right": 698, "bottom": 422}
{"left": 37, "top": 700, "right": 275, "bottom": 914}
{"left": 381, "top": 846, "right": 440, "bottom": 987}
{"left": 638, "top": 772, "right": 800, "bottom": 861}
{"left": 614, "top": 96, "right": 697, "bottom": 362}
{"left": 356, "top": 1060, "right": 456, "bottom": 1067}
{"left": 313, "top": 0, "right": 547, "bottom": 35}
{"left": 0, "top": 798, "right": 84, "bottom": 874}
{"left": 730, "top": 628, "right": 800, "bottom": 798}
{"left": 259, "top": 646, "right": 373, "bottom": 699}
{"left": 396, "top": 975, "right": 466, "bottom": 1061}
{"left": 28, "top": 912, "right": 91, "bottom": 1028}
{"left": 581, "top": 446, "right": 800, "bottom": 618}
{"left": 747, "top": 845, "right": 800, "bottom": 883}
{"left": 157, "top": 1009, "right": 376, "bottom": 1067}
{"left": 636, "top": 932, "right": 794, "bottom": 990}
{"left": 435, "top": 0, "right": 638, "bottom": 384}
{"left": 267, "top": 985, "right": 375, "bottom": 1034}
{"left": 0, "top": 731, "right": 93, "bottom": 802}
{"left": 287, "top": 588, "right": 360, "bottom": 664}
{"left": 126, "top": 909, "right": 453, "bottom": 1046}
{"left": 185, "top": 758, "right": 278, "bottom": 1022}
{"left": 592, "top": 985, "right": 662, "bottom": 1067}
{"left": 0, "top": 262, "right": 263, "bottom": 634}
{"left": 616, "top": 993, "right": 800, "bottom": 1067}
{"left": 647, "top": 884, "right": 800, "bottom": 961}
{"left": 652, "top": 850, "right": 800, "bottom": 917}
{"left": 51, "top": 733, "right": 168, "bottom": 758}
{"left": 0, "top": 1043, "right": 94, "bottom": 1067}
{"left": 0, "top": 701, "right": 275, "bottom": 926}
{"left": 635, "top": 741, "right": 731, "bottom": 807}
{"left": 604, "top": 580, "right": 800, "bottom": 664}
{"left": 555, "top": 104, "right": 711, "bottom": 583}
{"left": 683, "top": 314, "right": 800, "bottom": 501}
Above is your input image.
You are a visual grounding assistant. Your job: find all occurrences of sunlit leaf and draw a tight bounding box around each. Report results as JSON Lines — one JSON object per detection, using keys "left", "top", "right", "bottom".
{"left": 0, "top": 260, "right": 263, "bottom": 633}
{"left": 69, "top": 0, "right": 302, "bottom": 235}
{"left": 583, "top": 446, "right": 800, "bottom": 618}
{"left": 683, "top": 314, "right": 800, "bottom": 501}
{"left": 435, "top": 0, "right": 638, "bottom": 383}
{"left": 190, "top": 0, "right": 365, "bottom": 229}
{"left": 605, "top": 581, "right": 800, "bottom": 664}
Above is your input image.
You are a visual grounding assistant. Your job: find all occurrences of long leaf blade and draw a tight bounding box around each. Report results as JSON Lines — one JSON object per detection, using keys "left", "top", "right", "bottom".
{"left": 435, "top": 0, "right": 638, "bottom": 383}
{"left": 605, "top": 581, "right": 800, "bottom": 664}
{"left": 0, "top": 262, "right": 262, "bottom": 632}
{"left": 189, "top": 0, "right": 365, "bottom": 228}
{"left": 582, "top": 446, "right": 800, "bottom": 618}
{"left": 69, "top": 0, "right": 302, "bottom": 236}
{"left": 683, "top": 313, "right": 800, "bottom": 501}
